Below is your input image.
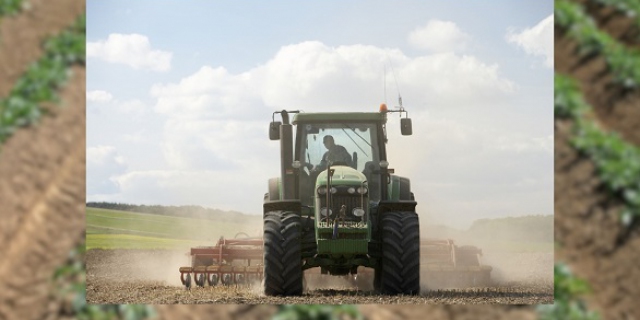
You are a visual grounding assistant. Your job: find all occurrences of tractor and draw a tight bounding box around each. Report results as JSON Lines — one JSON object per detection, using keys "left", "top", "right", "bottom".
{"left": 262, "top": 105, "right": 420, "bottom": 296}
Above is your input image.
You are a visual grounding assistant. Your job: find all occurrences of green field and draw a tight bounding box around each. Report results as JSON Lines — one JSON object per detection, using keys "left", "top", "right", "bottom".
{"left": 86, "top": 207, "right": 262, "bottom": 250}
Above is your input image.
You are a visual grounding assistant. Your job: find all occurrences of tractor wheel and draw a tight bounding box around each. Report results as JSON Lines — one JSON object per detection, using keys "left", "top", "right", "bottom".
{"left": 263, "top": 211, "right": 303, "bottom": 296}
{"left": 378, "top": 211, "right": 420, "bottom": 295}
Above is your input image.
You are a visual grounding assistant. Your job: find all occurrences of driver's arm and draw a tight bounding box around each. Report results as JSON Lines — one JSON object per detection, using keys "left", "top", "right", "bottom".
{"left": 313, "top": 152, "right": 329, "bottom": 171}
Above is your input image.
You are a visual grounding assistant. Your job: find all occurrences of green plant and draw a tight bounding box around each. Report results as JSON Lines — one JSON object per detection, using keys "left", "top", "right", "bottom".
{"left": 556, "top": 0, "right": 640, "bottom": 88}
{"left": 273, "top": 305, "right": 363, "bottom": 320}
{"left": 537, "top": 263, "right": 599, "bottom": 320}
{"left": 0, "top": 13, "right": 85, "bottom": 143}
{"left": 589, "top": 0, "right": 640, "bottom": 28}
{"left": 0, "top": 0, "right": 22, "bottom": 16}
{"left": 53, "top": 242, "right": 157, "bottom": 320}
{"left": 555, "top": 73, "right": 640, "bottom": 226}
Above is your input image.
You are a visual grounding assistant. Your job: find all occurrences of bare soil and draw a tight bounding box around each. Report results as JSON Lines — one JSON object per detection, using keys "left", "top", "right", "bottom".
{"left": 0, "top": 65, "right": 85, "bottom": 320}
{"left": 0, "top": 1, "right": 85, "bottom": 319}
{"left": 86, "top": 249, "right": 552, "bottom": 305}
{"left": 0, "top": 0, "right": 85, "bottom": 97}
{"left": 554, "top": 3, "right": 640, "bottom": 319}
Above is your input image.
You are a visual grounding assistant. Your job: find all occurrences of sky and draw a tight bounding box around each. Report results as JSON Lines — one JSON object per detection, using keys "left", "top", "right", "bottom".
{"left": 86, "top": 0, "right": 553, "bottom": 229}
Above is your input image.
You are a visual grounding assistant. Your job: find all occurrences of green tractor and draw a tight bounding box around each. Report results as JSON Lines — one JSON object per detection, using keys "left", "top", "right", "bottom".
{"left": 263, "top": 105, "right": 420, "bottom": 296}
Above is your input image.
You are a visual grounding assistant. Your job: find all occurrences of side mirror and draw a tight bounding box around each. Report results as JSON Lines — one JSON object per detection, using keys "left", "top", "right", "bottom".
{"left": 401, "top": 118, "right": 412, "bottom": 135}
{"left": 269, "top": 121, "right": 282, "bottom": 140}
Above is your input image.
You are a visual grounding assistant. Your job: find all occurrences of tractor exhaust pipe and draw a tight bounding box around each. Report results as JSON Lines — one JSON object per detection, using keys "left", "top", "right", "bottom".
{"left": 270, "top": 110, "right": 299, "bottom": 200}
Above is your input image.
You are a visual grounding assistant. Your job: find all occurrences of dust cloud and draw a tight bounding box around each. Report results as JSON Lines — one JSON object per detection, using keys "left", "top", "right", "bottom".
{"left": 89, "top": 212, "right": 264, "bottom": 288}
{"left": 418, "top": 214, "right": 554, "bottom": 291}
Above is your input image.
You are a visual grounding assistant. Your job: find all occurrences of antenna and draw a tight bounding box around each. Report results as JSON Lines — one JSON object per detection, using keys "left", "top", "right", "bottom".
{"left": 386, "top": 54, "right": 403, "bottom": 114}
{"left": 384, "top": 65, "right": 387, "bottom": 104}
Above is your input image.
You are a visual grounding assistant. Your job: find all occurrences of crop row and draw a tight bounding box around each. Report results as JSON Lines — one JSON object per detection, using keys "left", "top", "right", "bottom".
{"left": 554, "top": 72, "right": 605, "bottom": 319}
{"left": 556, "top": 0, "right": 640, "bottom": 88}
{"left": 0, "top": 0, "right": 22, "bottom": 16}
{"left": 0, "top": 14, "right": 85, "bottom": 144}
{"left": 589, "top": 0, "right": 640, "bottom": 28}
{"left": 556, "top": 73, "right": 640, "bottom": 226}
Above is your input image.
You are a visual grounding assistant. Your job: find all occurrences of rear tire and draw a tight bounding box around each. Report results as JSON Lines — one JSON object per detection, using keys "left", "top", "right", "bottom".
{"left": 263, "top": 211, "right": 303, "bottom": 296}
{"left": 378, "top": 211, "right": 420, "bottom": 295}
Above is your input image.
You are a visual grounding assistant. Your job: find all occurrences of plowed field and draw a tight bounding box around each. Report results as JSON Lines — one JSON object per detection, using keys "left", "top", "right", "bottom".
{"left": 86, "top": 249, "right": 552, "bottom": 304}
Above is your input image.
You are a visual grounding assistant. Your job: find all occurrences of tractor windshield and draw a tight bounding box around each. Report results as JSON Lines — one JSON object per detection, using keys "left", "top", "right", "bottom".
{"left": 298, "top": 123, "right": 382, "bottom": 204}
{"left": 303, "top": 123, "right": 378, "bottom": 172}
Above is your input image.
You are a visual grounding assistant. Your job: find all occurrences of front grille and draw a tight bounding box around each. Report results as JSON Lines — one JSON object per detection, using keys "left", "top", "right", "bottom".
{"left": 318, "top": 231, "right": 367, "bottom": 240}
{"left": 318, "top": 193, "right": 367, "bottom": 222}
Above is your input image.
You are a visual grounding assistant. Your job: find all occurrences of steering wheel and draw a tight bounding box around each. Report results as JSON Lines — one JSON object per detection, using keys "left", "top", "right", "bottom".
{"left": 330, "top": 161, "right": 349, "bottom": 166}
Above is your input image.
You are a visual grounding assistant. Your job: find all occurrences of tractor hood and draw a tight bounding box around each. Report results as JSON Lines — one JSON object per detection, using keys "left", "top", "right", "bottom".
{"left": 315, "top": 165, "right": 367, "bottom": 187}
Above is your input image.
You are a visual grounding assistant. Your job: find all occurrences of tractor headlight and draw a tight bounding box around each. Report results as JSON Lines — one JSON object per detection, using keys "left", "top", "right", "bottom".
{"left": 347, "top": 187, "right": 356, "bottom": 194}
{"left": 357, "top": 186, "right": 368, "bottom": 194}
{"left": 320, "top": 207, "right": 332, "bottom": 217}
{"left": 318, "top": 186, "right": 338, "bottom": 194}
{"left": 352, "top": 208, "right": 365, "bottom": 217}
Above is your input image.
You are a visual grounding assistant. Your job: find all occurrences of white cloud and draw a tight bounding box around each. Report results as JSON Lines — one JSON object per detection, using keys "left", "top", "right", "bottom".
{"left": 506, "top": 14, "right": 554, "bottom": 68}
{"left": 87, "top": 146, "right": 127, "bottom": 195}
{"left": 87, "top": 95, "right": 149, "bottom": 117}
{"left": 261, "top": 42, "right": 513, "bottom": 110}
{"left": 408, "top": 20, "right": 471, "bottom": 53}
{"left": 87, "top": 33, "right": 172, "bottom": 72}
{"left": 118, "top": 99, "right": 147, "bottom": 116}
{"left": 87, "top": 90, "right": 113, "bottom": 103}
{"left": 151, "top": 66, "right": 263, "bottom": 120}
{"left": 492, "top": 134, "right": 553, "bottom": 154}
{"left": 150, "top": 41, "right": 513, "bottom": 123}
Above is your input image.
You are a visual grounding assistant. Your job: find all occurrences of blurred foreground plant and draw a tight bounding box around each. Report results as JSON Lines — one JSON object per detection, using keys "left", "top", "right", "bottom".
{"left": 273, "top": 305, "right": 362, "bottom": 320}
{"left": 537, "top": 263, "right": 599, "bottom": 320}
{"left": 52, "top": 242, "right": 156, "bottom": 320}
{"left": 0, "top": 0, "right": 22, "bottom": 16}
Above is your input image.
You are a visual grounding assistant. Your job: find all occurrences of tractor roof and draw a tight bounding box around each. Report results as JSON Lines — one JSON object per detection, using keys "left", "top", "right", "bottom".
{"left": 292, "top": 112, "right": 386, "bottom": 124}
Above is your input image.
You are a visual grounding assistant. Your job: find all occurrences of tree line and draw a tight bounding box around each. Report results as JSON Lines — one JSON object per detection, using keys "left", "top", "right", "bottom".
{"left": 86, "top": 202, "right": 252, "bottom": 224}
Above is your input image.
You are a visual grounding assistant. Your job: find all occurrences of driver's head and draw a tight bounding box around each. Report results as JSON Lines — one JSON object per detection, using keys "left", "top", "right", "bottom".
{"left": 323, "top": 135, "right": 335, "bottom": 149}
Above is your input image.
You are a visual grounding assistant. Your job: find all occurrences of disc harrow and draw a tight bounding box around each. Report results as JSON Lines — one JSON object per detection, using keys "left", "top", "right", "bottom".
{"left": 421, "top": 238, "right": 493, "bottom": 288}
{"left": 179, "top": 236, "right": 492, "bottom": 289}
{"left": 178, "top": 235, "right": 264, "bottom": 288}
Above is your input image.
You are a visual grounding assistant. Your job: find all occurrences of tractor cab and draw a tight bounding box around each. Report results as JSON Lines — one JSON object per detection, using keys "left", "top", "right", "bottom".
{"left": 294, "top": 120, "right": 383, "bottom": 207}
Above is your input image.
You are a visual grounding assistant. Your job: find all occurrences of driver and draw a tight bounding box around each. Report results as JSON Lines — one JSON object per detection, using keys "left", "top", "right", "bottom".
{"left": 314, "top": 135, "right": 352, "bottom": 170}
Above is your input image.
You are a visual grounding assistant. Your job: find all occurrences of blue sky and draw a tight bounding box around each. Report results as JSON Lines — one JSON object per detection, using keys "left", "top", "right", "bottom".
{"left": 87, "top": 0, "right": 553, "bottom": 229}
